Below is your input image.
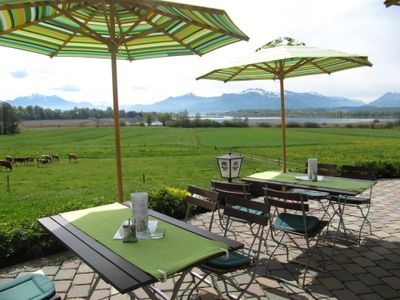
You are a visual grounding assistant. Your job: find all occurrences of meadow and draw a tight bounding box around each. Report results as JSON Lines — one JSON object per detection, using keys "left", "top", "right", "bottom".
{"left": 0, "top": 126, "right": 399, "bottom": 265}
{"left": 1, "top": 126, "right": 400, "bottom": 203}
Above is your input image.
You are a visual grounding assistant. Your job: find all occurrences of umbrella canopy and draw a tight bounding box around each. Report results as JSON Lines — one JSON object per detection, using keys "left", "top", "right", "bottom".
{"left": 0, "top": 0, "right": 248, "bottom": 202}
{"left": 198, "top": 37, "right": 372, "bottom": 172}
{"left": 385, "top": 0, "right": 400, "bottom": 7}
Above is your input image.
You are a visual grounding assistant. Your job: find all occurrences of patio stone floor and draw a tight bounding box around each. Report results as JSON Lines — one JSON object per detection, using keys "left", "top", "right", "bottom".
{"left": 1, "top": 179, "right": 400, "bottom": 299}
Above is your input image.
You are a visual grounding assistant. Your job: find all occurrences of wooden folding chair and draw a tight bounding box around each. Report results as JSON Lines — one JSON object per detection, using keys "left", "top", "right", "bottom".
{"left": 184, "top": 185, "right": 219, "bottom": 232}
{"left": 328, "top": 165, "right": 377, "bottom": 245}
{"left": 188, "top": 195, "right": 268, "bottom": 299}
{"left": 264, "top": 188, "right": 329, "bottom": 287}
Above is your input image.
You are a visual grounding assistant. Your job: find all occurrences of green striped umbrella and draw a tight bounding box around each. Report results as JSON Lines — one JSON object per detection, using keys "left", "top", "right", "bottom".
{"left": 385, "top": 0, "right": 400, "bottom": 7}
{"left": 0, "top": 0, "right": 248, "bottom": 202}
{"left": 198, "top": 37, "right": 372, "bottom": 172}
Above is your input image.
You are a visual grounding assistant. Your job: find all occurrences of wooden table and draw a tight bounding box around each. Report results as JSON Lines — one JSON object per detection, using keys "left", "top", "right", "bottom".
{"left": 38, "top": 208, "right": 242, "bottom": 299}
{"left": 243, "top": 171, "right": 375, "bottom": 197}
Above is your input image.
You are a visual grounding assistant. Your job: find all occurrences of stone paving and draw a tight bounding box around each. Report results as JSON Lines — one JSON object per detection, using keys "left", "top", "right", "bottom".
{"left": 1, "top": 179, "right": 400, "bottom": 299}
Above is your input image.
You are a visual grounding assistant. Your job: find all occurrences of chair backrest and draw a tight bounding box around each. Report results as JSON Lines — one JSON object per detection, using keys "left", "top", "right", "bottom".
{"left": 305, "top": 161, "right": 337, "bottom": 177}
{"left": 186, "top": 185, "right": 219, "bottom": 212}
{"left": 264, "top": 188, "right": 309, "bottom": 213}
{"left": 211, "top": 180, "right": 251, "bottom": 206}
{"left": 341, "top": 165, "right": 377, "bottom": 181}
{"left": 224, "top": 195, "right": 268, "bottom": 227}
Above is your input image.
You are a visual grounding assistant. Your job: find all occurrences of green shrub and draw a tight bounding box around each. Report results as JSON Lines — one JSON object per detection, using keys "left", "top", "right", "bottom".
{"left": 258, "top": 122, "right": 271, "bottom": 127}
{"left": 149, "top": 187, "right": 190, "bottom": 219}
{"left": 355, "top": 160, "right": 400, "bottom": 179}
{"left": 286, "top": 122, "right": 302, "bottom": 128}
{"left": 303, "top": 122, "right": 320, "bottom": 128}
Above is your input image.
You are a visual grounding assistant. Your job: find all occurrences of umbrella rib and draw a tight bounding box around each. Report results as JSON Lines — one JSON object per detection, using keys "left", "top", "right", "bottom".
{"left": 50, "top": 2, "right": 108, "bottom": 44}
{"left": 384, "top": 0, "right": 399, "bottom": 7}
{"left": 50, "top": 5, "right": 101, "bottom": 58}
{"left": 338, "top": 57, "right": 373, "bottom": 67}
{"left": 114, "top": 9, "right": 133, "bottom": 61}
{"left": 253, "top": 63, "right": 278, "bottom": 75}
{"left": 136, "top": 11, "right": 202, "bottom": 56}
{"left": 0, "top": 0, "right": 83, "bottom": 11}
{"left": 0, "top": 1, "right": 96, "bottom": 36}
{"left": 123, "top": 19, "right": 176, "bottom": 43}
{"left": 308, "top": 60, "right": 331, "bottom": 74}
{"left": 223, "top": 66, "right": 247, "bottom": 82}
{"left": 282, "top": 58, "right": 314, "bottom": 77}
{"left": 117, "top": 5, "right": 156, "bottom": 43}
{"left": 125, "top": 1, "right": 248, "bottom": 41}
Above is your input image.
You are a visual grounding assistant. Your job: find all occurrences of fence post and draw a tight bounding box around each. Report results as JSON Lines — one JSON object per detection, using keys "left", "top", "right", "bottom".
{"left": 6, "top": 175, "right": 10, "bottom": 193}
{"left": 142, "top": 173, "right": 146, "bottom": 184}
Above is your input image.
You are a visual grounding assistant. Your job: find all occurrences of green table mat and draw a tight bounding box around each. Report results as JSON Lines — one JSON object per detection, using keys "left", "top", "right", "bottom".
{"left": 248, "top": 171, "right": 374, "bottom": 193}
{"left": 61, "top": 203, "right": 228, "bottom": 280}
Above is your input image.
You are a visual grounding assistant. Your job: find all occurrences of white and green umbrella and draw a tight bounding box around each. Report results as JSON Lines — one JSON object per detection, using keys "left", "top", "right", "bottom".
{"left": 198, "top": 37, "right": 372, "bottom": 172}
{"left": 385, "top": 0, "right": 400, "bottom": 7}
{"left": 0, "top": 0, "right": 248, "bottom": 201}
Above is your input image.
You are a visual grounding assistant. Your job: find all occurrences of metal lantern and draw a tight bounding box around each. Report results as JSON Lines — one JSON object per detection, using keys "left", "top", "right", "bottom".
{"left": 216, "top": 152, "right": 244, "bottom": 182}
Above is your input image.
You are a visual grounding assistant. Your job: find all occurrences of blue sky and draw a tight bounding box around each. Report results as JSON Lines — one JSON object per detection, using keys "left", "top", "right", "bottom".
{"left": 0, "top": 0, "right": 399, "bottom": 105}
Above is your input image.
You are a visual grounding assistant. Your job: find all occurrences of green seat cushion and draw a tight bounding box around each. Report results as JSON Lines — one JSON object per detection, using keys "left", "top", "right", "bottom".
{"left": 205, "top": 251, "right": 251, "bottom": 269}
{"left": 329, "top": 195, "right": 370, "bottom": 205}
{"left": 0, "top": 274, "right": 55, "bottom": 300}
{"left": 229, "top": 205, "right": 264, "bottom": 223}
{"left": 274, "top": 213, "right": 319, "bottom": 233}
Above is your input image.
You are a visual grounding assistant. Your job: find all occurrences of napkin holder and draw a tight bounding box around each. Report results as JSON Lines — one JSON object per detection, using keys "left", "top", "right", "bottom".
{"left": 131, "top": 192, "right": 149, "bottom": 236}
{"left": 307, "top": 158, "right": 318, "bottom": 181}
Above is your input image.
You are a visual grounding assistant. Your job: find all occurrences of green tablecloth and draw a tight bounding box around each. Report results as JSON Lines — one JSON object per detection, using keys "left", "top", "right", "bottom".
{"left": 248, "top": 171, "right": 374, "bottom": 194}
{"left": 61, "top": 203, "right": 228, "bottom": 280}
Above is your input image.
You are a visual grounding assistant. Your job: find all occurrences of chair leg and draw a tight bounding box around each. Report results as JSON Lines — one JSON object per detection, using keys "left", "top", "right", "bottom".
{"left": 187, "top": 272, "right": 210, "bottom": 299}
{"left": 358, "top": 202, "right": 371, "bottom": 245}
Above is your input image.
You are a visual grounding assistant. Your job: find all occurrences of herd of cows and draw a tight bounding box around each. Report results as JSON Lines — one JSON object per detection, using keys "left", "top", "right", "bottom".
{"left": 0, "top": 153, "right": 78, "bottom": 171}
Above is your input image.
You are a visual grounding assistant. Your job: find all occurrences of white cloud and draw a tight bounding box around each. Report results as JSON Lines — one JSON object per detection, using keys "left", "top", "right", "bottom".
{"left": 0, "top": 0, "right": 399, "bottom": 105}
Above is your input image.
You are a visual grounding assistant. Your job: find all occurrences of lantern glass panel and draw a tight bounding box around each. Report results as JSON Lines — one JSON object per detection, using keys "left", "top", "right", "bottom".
{"left": 218, "top": 158, "right": 231, "bottom": 178}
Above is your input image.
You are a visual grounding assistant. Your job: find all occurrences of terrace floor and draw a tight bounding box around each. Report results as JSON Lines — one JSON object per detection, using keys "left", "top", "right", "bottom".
{"left": 1, "top": 179, "right": 400, "bottom": 299}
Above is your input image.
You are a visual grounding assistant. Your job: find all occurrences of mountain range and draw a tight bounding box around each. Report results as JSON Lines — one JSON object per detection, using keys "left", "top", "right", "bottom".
{"left": 2, "top": 89, "right": 400, "bottom": 113}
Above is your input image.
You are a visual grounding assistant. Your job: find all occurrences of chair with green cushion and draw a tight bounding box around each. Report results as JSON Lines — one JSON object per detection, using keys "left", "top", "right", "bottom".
{"left": 328, "top": 165, "right": 377, "bottom": 245}
{"left": 184, "top": 185, "right": 219, "bottom": 232}
{"left": 264, "top": 188, "right": 329, "bottom": 288}
{"left": 188, "top": 195, "right": 268, "bottom": 299}
{"left": 211, "top": 180, "right": 263, "bottom": 236}
{"left": 0, "top": 273, "right": 60, "bottom": 300}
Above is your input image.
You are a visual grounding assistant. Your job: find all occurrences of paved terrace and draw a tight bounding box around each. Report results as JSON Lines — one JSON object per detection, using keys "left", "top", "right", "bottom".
{"left": 1, "top": 179, "right": 400, "bottom": 299}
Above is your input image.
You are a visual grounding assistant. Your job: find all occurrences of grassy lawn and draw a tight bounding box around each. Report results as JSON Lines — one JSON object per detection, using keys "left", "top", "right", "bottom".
{"left": 1, "top": 126, "right": 400, "bottom": 202}
{"left": 0, "top": 126, "right": 399, "bottom": 265}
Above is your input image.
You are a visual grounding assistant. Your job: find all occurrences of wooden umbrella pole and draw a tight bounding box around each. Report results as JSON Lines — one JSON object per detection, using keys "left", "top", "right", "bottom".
{"left": 110, "top": 1, "right": 123, "bottom": 202}
{"left": 279, "top": 77, "right": 287, "bottom": 173}
{"left": 111, "top": 51, "right": 124, "bottom": 203}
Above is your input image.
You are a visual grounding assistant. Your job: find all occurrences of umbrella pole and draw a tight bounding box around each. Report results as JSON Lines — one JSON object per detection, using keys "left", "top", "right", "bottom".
{"left": 111, "top": 51, "right": 124, "bottom": 202}
{"left": 279, "top": 78, "right": 287, "bottom": 173}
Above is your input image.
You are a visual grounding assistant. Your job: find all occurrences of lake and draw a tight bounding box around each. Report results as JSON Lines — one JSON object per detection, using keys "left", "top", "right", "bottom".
{"left": 200, "top": 116, "right": 393, "bottom": 124}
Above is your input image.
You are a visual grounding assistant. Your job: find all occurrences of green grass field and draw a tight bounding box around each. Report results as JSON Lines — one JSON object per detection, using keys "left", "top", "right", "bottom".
{"left": 1, "top": 126, "right": 400, "bottom": 206}
{"left": 1, "top": 126, "right": 399, "bottom": 265}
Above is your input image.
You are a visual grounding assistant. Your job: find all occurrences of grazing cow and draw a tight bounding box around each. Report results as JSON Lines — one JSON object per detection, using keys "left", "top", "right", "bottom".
{"left": 0, "top": 160, "right": 12, "bottom": 171}
{"left": 68, "top": 153, "right": 78, "bottom": 162}
{"left": 52, "top": 154, "right": 59, "bottom": 162}
{"left": 5, "top": 156, "right": 13, "bottom": 164}
{"left": 41, "top": 155, "right": 53, "bottom": 163}
{"left": 13, "top": 157, "right": 25, "bottom": 165}
{"left": 36, "top": 157, "right": 50, "bottom": 167}
{"left": 24, "top": 157, "right": 34, "bottom": 165}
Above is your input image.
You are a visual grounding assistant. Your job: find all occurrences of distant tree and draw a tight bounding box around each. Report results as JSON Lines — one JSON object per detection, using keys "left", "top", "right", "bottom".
{"left": 157, "top": 112, "right": 172, "bottom": 126}
{"left": 0, "top": 102, "right": 19, "bottom": 135}
{"left": 145, "top": 112, "right": 154, "bottom": 126}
